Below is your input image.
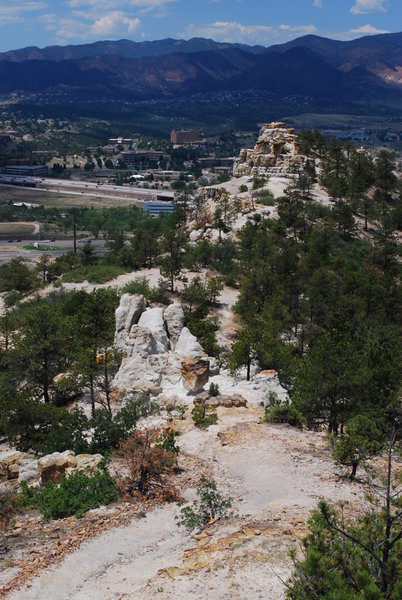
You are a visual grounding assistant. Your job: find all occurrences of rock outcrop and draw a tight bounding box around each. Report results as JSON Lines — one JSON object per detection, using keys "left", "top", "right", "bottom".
{"left": 181, "top": 357, "right": 209, "bottom": 393}
{"left": 175, "top": 327, "right": 204, "bottom": 357}
{"left": 113, "top": 295, "right": 209, "bottom": 397}
{"left": 38, "top": 451, "right": 76, "bottom": 484}
{"left": 38, "top": 451, "right": 103, "bottom": 484}
{"left": 194, "top": 392, "right": 247, "bottom": 408}
{"left": 233, "top": 122, "right": 308, "bottom": 177}
{"left": 114, "top": 294, "right": 146, "bottom": 351}
{"left": 164, "top": 303, "right": 185, "bottom": 348}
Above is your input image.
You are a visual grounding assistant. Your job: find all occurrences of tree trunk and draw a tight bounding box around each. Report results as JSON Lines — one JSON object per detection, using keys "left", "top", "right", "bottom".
{"left": 90, "top": 374, "right": 95, "bottom": 417}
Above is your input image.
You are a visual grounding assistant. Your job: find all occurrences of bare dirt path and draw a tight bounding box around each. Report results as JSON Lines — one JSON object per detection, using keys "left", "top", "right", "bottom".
{"left": 8, "top": 408, "right": 361, "bottom": 600}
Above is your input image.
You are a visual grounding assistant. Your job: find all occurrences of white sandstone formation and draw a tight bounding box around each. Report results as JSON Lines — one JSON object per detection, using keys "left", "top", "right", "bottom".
{"left": 112, "top": 294, "right": 289, "bottom": 406}
{"left": 164, "top": 303, "right": 185, "bottom": 348}
{"left": 233, "top": 121, "right": 308, "bottom": 177}
{"left": 114, "top": 293, "right": 146, "bottom": 351}
{"left": 175, "top": 327, "right": 204, "bottom": 357}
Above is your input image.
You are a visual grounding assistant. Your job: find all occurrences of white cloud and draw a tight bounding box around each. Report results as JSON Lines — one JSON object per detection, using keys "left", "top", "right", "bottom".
{"left": 313, "top": 0, "right": 323, "bottom": 8}
{"left": 91, "top": 11, "right": 140, "bottom": 35}
{"left": 181, "top": 21, "right": 317, "bottom": 45}
{"left": 0, "top": 2, "right": 47, "bottom": 26}
{"left": 67, "top": 0, "right": 176, "bottom": 13}
{"left": 350, "top": 0, "right": 388, "bottom": 15}
{"left": 350, "top": 23, "right": 390, "bottom": 34}
{"left": 51, "top": 9, "right": 141, "bottom": 41}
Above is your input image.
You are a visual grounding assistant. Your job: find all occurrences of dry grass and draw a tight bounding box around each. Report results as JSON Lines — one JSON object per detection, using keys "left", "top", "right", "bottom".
{"left": 0, "top": 188, "right": 140, "bottom": 209}
{"left": 0, "top": 222, "right": 36, "bottom": 235}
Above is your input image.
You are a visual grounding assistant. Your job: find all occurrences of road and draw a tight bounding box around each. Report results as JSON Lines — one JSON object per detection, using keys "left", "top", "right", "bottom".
{"left": 0, "top": 176, "right": 175, "bottom": 205}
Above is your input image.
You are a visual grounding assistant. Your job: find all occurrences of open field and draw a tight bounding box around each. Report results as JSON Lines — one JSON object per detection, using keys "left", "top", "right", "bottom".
{"left": 0, "top": 222, "right": 36, "bottom": 235}
{"left": 0, "top": 187, "right": 142, "bottom": 209}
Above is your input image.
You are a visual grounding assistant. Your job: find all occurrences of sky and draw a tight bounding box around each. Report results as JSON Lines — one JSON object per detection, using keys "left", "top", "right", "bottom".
{"left": 0, "top": 0, "right": 400, "bottom": 52}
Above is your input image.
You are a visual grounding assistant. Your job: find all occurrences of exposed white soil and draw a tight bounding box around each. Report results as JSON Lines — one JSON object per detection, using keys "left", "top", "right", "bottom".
{"left": 9, "top": 408, "right": 361, "bottom": 600}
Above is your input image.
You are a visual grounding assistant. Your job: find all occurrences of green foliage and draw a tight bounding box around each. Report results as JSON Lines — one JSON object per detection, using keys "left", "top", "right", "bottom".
{"left": 157, "top": 429, "right": 180, "bottom": 456}
{"left": 287, "top": 496, "right": 402, "bottom": 599}
{"left": 239, "top": 184, "right": 248, "bottom": 193}
{"left": 191, "top": 404, "right": 218, "bottom": 429}
{"left": 1, "top": 391, "right": 159, "bottom": 455}
{"left": 331, "top": 415, "right": 383, "bottom": 480}
{"left": 264, "top": 394, "right": 305, "bottom": 429}
{"left": 61, "top": 264, "right": 126, "bottom": 284}
{"left": 0, "top": 258, "right": 39, "bottom": 294}
{"left": 253, "top": 189, "right": 275, "bottom": 206}
{"left": 186, "top": 315, "right": 220, "bottom": 357}
{"left": 208, "top": 382, "right": 220, "bottom": 397}
{"left": 252, "top": 175, "right": 267, "bottom": 190}
{"left": 20, "top": 468, "right": 119, "bottom": 520}
{"left": 176, "top": 476, "right": 232, "bottom": 531}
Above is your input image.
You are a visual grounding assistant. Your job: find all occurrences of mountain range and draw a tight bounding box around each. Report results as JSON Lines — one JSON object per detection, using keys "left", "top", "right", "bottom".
{"left": 0, "top": 33, "right": 401, "bottom": 112}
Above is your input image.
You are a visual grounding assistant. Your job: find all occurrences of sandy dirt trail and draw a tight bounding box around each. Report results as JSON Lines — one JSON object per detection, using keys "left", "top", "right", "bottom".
{"left": 8, "top": 408, "right": 361, "bottom": 600}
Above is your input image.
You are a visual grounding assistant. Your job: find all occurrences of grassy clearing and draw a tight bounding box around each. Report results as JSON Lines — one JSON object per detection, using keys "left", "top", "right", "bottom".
{"left": 0, "top": 222, "right": 36, "bottom": 235}
{"left": 61, "top": 264, "right": 127, "bottom": 284}
{"left": 0, "top": 188, "right": 140, "bottom": 209}
{"left": 23, "top": 245, "right": 64, "bottom": 251}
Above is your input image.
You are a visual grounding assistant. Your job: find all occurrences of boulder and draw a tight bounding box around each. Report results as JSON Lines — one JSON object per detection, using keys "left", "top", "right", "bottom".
{"left": 164, "top": 303, "right": 185, "bottom": 347}
{"left": 0, "top": 451, "right": 24, "bottom": 482}
{"left": 65, "top": 453, "right": 103, "bottom": 476}
{"left": 136, "top": 307, "right": 170, "bottom": 353}
{"left": 18, "top": 459, "right": 39, "bottom": 484}
{"left": 182, "top": 357, "right": 209, "bottom": 393}
{"left": 189, "top": 229, "right": 203, "bottom": 242}
{"left": 194, "top": 392, "right": 247, "bottom": 408}
{"left": 38, "top": 451, "right": 75, "bottom": 484}
{"left": 114, "top": 294, "right": 146, "bottom": 350}
{"left": 175, "top": 327, "right": 204, "bottom": 357}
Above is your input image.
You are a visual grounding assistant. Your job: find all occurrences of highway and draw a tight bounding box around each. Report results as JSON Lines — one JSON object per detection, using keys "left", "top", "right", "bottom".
{"left": 0, "top": 176, "right": 175, "bottom": 204}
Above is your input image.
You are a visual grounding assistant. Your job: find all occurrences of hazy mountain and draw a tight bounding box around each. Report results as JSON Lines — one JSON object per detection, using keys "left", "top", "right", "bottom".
{"left": 268, "top": 33, "right": 402, "bottom": 84}
{"left": 0, "top": 33, "right": 400, "bottom": 112}
{"left": 0, "top": 38, "right": 265, "bottom": 63}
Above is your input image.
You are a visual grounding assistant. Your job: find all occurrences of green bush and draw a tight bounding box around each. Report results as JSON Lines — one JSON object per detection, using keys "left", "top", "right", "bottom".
{"left": 208, "top": 382, "right": 220, "bottom": 397}
{"left": 264, "top": 395, "right": 305, "bottom": 428}
{"left": 20, "top": 468, "right": 119, "bottom": 520}
{"left": 176, "top": 476, "right": 232, "bottom": 531}
{"left": 122, "top": 276, "right": 151, "bottom": 297}
{"left": 254, "top": 189, "right": 275, "bottom": 206}
{"left": 191, "top": 404, "right": 218, "bottom": 429}
{"left": 62, "top": 264, "right": 126, "bottom": 284}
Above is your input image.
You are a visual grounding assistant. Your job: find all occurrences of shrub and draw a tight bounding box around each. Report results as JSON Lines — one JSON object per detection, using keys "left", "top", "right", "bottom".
{"left": 239, "top": 184, "right": 248, "bottom": 193}
{"left": 62, "top": 264, "right": 126, "bottom": 284}
{"left": 254, "top": 189, "right": 275, "bottom": 206}
{"left": 0, "top": 491, "right": 18, "bottom": 531}
{"left": 157, "top": 429, "right": 180, "bottom": 457}
{"left": 117, "top": 428, "right": 178, "bottom": 498}
{"left": 208, "top": 382, "right": 220, "bottom": 397}
{"left": 264, "top": 394, "right": 305, "bottom": 429}
{"left": 122, "top": 276, "right": 151, "bottom": 298}
{"left": 20, "top": 468, "right": 119, "bottom": 520}
{"left": 191, "top": 404, "right": 218, "bottom": 429}
{"left": 176, "top": 476, "right": 232, "bottom": 531}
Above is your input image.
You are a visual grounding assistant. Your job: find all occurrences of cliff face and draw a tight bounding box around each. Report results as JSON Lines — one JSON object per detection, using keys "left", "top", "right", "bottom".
{"left": 233, "top": 122, "right": 307, "bottom": 177}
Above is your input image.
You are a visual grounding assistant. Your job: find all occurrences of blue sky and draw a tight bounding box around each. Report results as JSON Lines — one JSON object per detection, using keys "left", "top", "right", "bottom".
{"left": 0, "top": 0, "right": 400, "bottom": 52}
